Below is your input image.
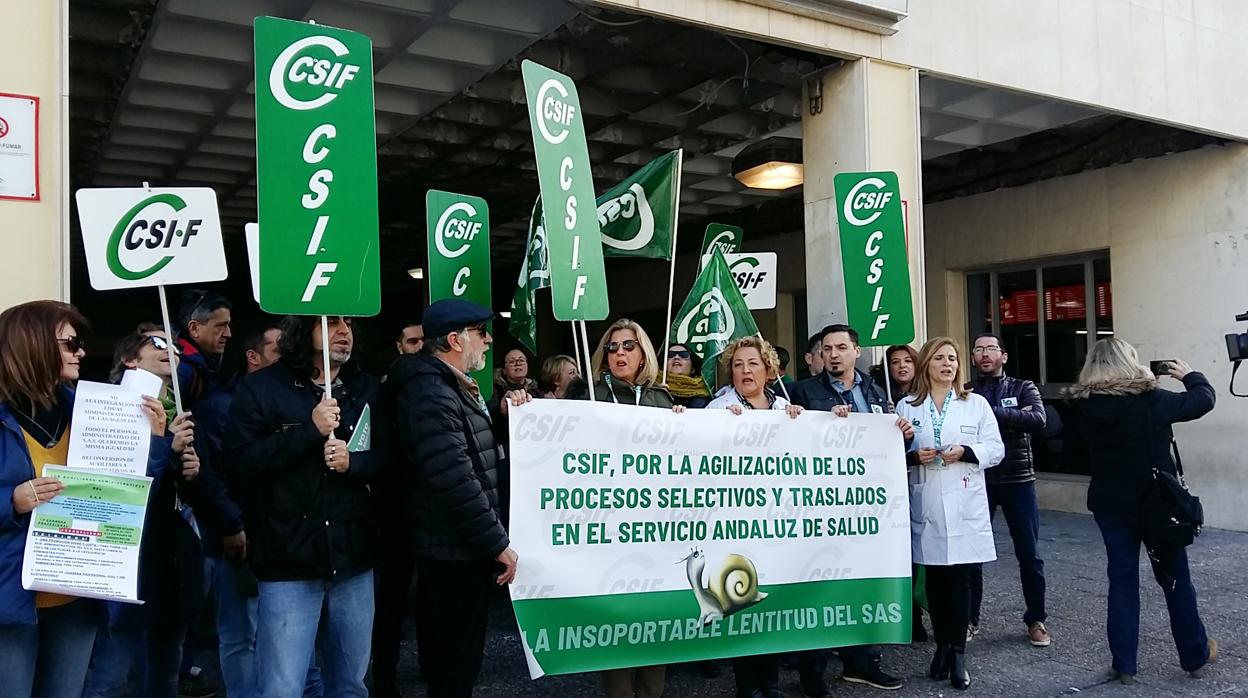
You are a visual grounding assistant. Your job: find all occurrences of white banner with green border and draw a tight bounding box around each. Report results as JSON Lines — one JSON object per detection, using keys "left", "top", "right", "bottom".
{"left": 507, "top": 400, "right": 912, "bottom": 678}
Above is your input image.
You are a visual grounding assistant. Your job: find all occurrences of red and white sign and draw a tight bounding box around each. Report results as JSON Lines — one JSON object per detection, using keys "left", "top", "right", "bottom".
{"left": 0, "top": 93, "right": 39, "bottom": 201}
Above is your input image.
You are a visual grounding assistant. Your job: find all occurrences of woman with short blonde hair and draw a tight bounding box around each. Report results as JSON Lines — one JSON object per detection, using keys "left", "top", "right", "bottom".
{"left": 538, "top": 354, "right": 578, "bottom": 399}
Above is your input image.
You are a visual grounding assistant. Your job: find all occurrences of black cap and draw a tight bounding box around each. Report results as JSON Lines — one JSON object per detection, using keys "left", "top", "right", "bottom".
{"left": 422, "top": 298, "right": 494, "bottom": 340}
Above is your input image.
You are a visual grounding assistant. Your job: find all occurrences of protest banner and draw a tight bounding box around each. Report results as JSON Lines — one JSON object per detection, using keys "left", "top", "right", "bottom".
{"left": 426, "top": 189, "right": 492, "bottom": 397}
{"left": 832, "top": 172, "right": 914, "bottom": 346}
{"left": 507, "top": 400, "right": 912, "bottom": 678}
{"left": 75, "top": 185, "right": 228, "bottom": 413}
{"left": 22, "top": 466, "right": 153, "bottom": 603}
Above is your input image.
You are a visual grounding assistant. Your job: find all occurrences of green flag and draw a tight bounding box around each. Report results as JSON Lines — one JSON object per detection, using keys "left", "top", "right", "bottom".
{"left": 670, "top": 248, "right": 759, "bottom": 389}
{"left": 529, "top": 151, "right": 680, "bottom": 262}
{"left": 597, "top": 150, "right": 679, "bottom": 259}
{"left": 509, "top": 197, "right": 551, "bottom": 354}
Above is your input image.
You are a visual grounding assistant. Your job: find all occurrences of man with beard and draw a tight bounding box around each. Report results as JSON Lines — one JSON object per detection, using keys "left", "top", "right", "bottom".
{"left": 228, "top": 315, "right": 383, "bottom": 698}
{"left": 385, "top": 299, "right": 519, "bottom": 697}
{"left": 966, "top": 333, "right": 1050, "bottom": 647}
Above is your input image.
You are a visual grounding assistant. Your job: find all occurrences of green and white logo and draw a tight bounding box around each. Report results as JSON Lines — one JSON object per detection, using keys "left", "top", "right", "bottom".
{"left": 76, "top": 187, "right": 227, "bottom": 291}
{"left": 522, "top": 60, "right": 609, "bottom": 321}
{"left": 833, "top": 172, "right": 914, "bottom": 346}
{"left": 254, "top": 16, "right": 380, "bottom": 316}
{"left": 699, "top": 223, "right": 744, "bottom": 269}
{"left": 671, "top": 249, "right": 759, "bottom": 388}
{"left": 427, "top": 189, "right": 493, "bottom": 399}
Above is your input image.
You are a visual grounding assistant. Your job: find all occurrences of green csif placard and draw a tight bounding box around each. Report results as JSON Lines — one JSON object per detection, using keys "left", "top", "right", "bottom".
{"left": 254, "top": 16, "right": 380, "bottom": 316}
{"left": 832, "top": 172, "right": 914, "bottom": 346}
{"left": 521, "top": 60, "right": 609, "bottom": 321}
{"left": 426, "top": 189, "right": 493, "bottom": 399}
{"left": 698, "top": 223, "right": 743, "bottom": 269}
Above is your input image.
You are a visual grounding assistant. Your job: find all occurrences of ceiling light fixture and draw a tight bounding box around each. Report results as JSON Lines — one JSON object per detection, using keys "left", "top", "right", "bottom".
{"left": 407, "top": 267, "right": 424, "bottom": 280}
{"left": 732, "top": 137, "right": 804, "bottom": 190}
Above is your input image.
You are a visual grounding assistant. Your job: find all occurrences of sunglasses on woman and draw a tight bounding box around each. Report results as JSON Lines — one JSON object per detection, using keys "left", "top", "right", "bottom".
{"left": 146, "top": 335, "right": 181, "bottom": 355}
{"left": 667, "top": 349, "right": 691, "bottom": 359}
{"left": 606, "top": 340, "right": 639, "bottom": 353}
{"left": 57, "top": 336, "right": 86, "bottom": 353}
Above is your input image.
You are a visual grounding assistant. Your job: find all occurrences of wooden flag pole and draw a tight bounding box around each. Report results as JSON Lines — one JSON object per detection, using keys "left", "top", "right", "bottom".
{"left": 660, "top": 149, "right": 684, "bottom": 385}
{"left": 578, "top": 320, "right": 596, "bottom": 402}
{"left": 157, "top": 284, "right": 185, "bottom": 415}
{"left": 321, "top": 315, "right": 333, "bottom": 400}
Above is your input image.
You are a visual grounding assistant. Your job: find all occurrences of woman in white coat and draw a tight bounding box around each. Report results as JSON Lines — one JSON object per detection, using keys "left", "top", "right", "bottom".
{"left": 895, "top": 337, "right": 1004, "bottom": 691}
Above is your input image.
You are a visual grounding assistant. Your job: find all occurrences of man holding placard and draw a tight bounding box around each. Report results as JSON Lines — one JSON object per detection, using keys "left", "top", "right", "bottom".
{"left": 227, "top": 315, "right": 382, "bottom": 698}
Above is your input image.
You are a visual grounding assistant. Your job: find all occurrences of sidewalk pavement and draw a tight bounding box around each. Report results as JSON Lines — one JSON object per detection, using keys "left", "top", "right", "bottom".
{"left": 392, "top": 511, "right": 1248, "bottom": 697}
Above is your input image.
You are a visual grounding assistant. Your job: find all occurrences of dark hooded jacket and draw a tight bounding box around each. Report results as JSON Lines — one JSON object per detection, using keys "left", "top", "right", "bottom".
{"left": 1067, "top": 372, "right": 1214, "bottom": 515}
{"left": 226, "top": 360, "right": 383, "bottom": 582}
{"left": 567, "top": 374, "right": 675, "bottom": 408}
{"left": 386, "top": 353, "right": 509, "bottom": 562}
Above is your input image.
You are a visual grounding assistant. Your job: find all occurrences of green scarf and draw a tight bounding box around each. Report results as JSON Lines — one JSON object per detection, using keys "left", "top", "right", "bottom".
{"left": 160, "top": 388, "right": 177, "bottom": 425}
{"left": 665, "top": 373, "right": 710, "bottom": 399}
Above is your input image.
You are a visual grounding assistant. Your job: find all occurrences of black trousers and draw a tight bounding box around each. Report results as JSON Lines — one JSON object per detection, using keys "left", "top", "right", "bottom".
{"left": 414, "top": 559, "right": 496, "bottom": 698}
{"left": 925, "top": 564, "right": 973, "bottom": 651}
{"left": 371, "top": 544, "right": 416, "bottom": 688}
{"left": 732, "top": 654, "right": 780, "bottom": 696}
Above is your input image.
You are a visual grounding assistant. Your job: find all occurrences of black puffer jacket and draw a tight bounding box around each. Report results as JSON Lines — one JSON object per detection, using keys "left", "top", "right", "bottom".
{"left": 227, "top": 361, "right": 383, "bottom": 582}
{"left": 1068, "top": 372, "right": 1214, "bottom": 516}
{"left": 971, "top": 374, "right": 1046, "bottom": 485}
{"left": 387, "top": 353, "right": 509, "bottom": 562}
{"left": 790, "top": 369, "right": 888, "bottom": 413}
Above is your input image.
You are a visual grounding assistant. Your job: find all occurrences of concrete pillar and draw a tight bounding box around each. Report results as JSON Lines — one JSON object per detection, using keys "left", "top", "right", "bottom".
{"left": 801, "top": 58, "right": 926, "bottom": 346}
{"left": 0, "top": 1, "right": 68, "bottom": 308}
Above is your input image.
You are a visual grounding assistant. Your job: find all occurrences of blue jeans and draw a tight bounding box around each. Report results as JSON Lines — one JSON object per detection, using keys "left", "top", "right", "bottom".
{"left": 211, "top": 557, "right": 324, "bottom": 698}
{"left": 83, "top": 603, "right": 186, "bottom": 698}
{"left": 969, "top": 481, "right": 1047, "bottom": 626}
{"left": 256, "top": 571, "right": 373, "bottom": 698}
{"left": 1095, "top": 513, "right": 1210, "bottom": 675}
{"left": 0, "top": 600, "right": 100, "bottom": 698}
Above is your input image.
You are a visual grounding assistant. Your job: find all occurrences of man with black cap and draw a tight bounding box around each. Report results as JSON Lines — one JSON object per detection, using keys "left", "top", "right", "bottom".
{"left": 384, "top": 298, "right": 523, "bottom": 697}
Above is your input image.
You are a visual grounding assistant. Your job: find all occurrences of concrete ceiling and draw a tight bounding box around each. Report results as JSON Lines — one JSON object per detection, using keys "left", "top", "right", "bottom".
{"left": 68, "top": 0, "right": 1115, "bottom": 291}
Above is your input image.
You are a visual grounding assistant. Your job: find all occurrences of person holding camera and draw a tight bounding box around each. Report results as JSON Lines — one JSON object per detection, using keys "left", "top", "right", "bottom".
{"left": 1067, "top": 338, "right": 1216, "bottom": 684}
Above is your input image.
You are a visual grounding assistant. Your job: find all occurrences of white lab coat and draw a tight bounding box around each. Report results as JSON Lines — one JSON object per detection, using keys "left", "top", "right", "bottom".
{"left": 895, "top": 391, "right": 1005, "bottom": 566}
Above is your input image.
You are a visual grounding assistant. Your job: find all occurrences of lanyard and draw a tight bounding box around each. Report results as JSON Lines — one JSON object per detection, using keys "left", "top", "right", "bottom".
{"left": 734, "top": 388, "right": 776, "bottom": 410}
{"left": 928, "top": 389, "right": 955, "bottom": 448}
{"left": 603, "top": 374, "right": 641, "bottom": 405}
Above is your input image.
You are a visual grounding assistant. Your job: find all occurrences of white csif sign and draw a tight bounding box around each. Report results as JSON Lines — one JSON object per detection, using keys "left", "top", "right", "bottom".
{"left": 699, "top": 252, "right": 778, "bottom": 310}
{"left": 76, "top": 187, "right": 227, "bottom": 290}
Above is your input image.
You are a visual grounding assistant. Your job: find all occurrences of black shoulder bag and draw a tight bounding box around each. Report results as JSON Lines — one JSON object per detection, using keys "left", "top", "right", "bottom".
{"left": 1139, "top": 403, "right": 1203, "bottom": 552}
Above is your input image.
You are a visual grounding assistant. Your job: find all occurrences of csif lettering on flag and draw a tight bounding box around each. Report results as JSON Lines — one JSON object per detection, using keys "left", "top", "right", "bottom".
{"left": 670, "top": 248, "right": 759, "bottom": 389}
{"left": 832, "top": 172, "right": 914, "bottom": 346}
{"left": 521, "top": 60, "right": 609, "bottom": 320}
{"left": 253, "top": 16, "right": 380, "bottom": 316}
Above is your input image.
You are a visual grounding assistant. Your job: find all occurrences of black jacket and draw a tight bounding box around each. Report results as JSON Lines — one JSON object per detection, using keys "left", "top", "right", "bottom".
{"left": 386, "top": 354, "right": 509, "bottom": 562}
{"left": 971, "top": 374, "right": 1046, "bottom": 485}
{"left": 226, "top": 361, "right": 383, "bottom": 582}
{"left": 790, "top": 369, "right": 888, "bottom": 413}
{"left": 1068, "top": 372, "right": 1214, "bottom": 516}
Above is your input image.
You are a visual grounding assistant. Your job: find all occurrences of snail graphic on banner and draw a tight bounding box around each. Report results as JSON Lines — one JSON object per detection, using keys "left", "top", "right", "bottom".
{"left": 682, "top": 548, "right": 768, "bottom": 625}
